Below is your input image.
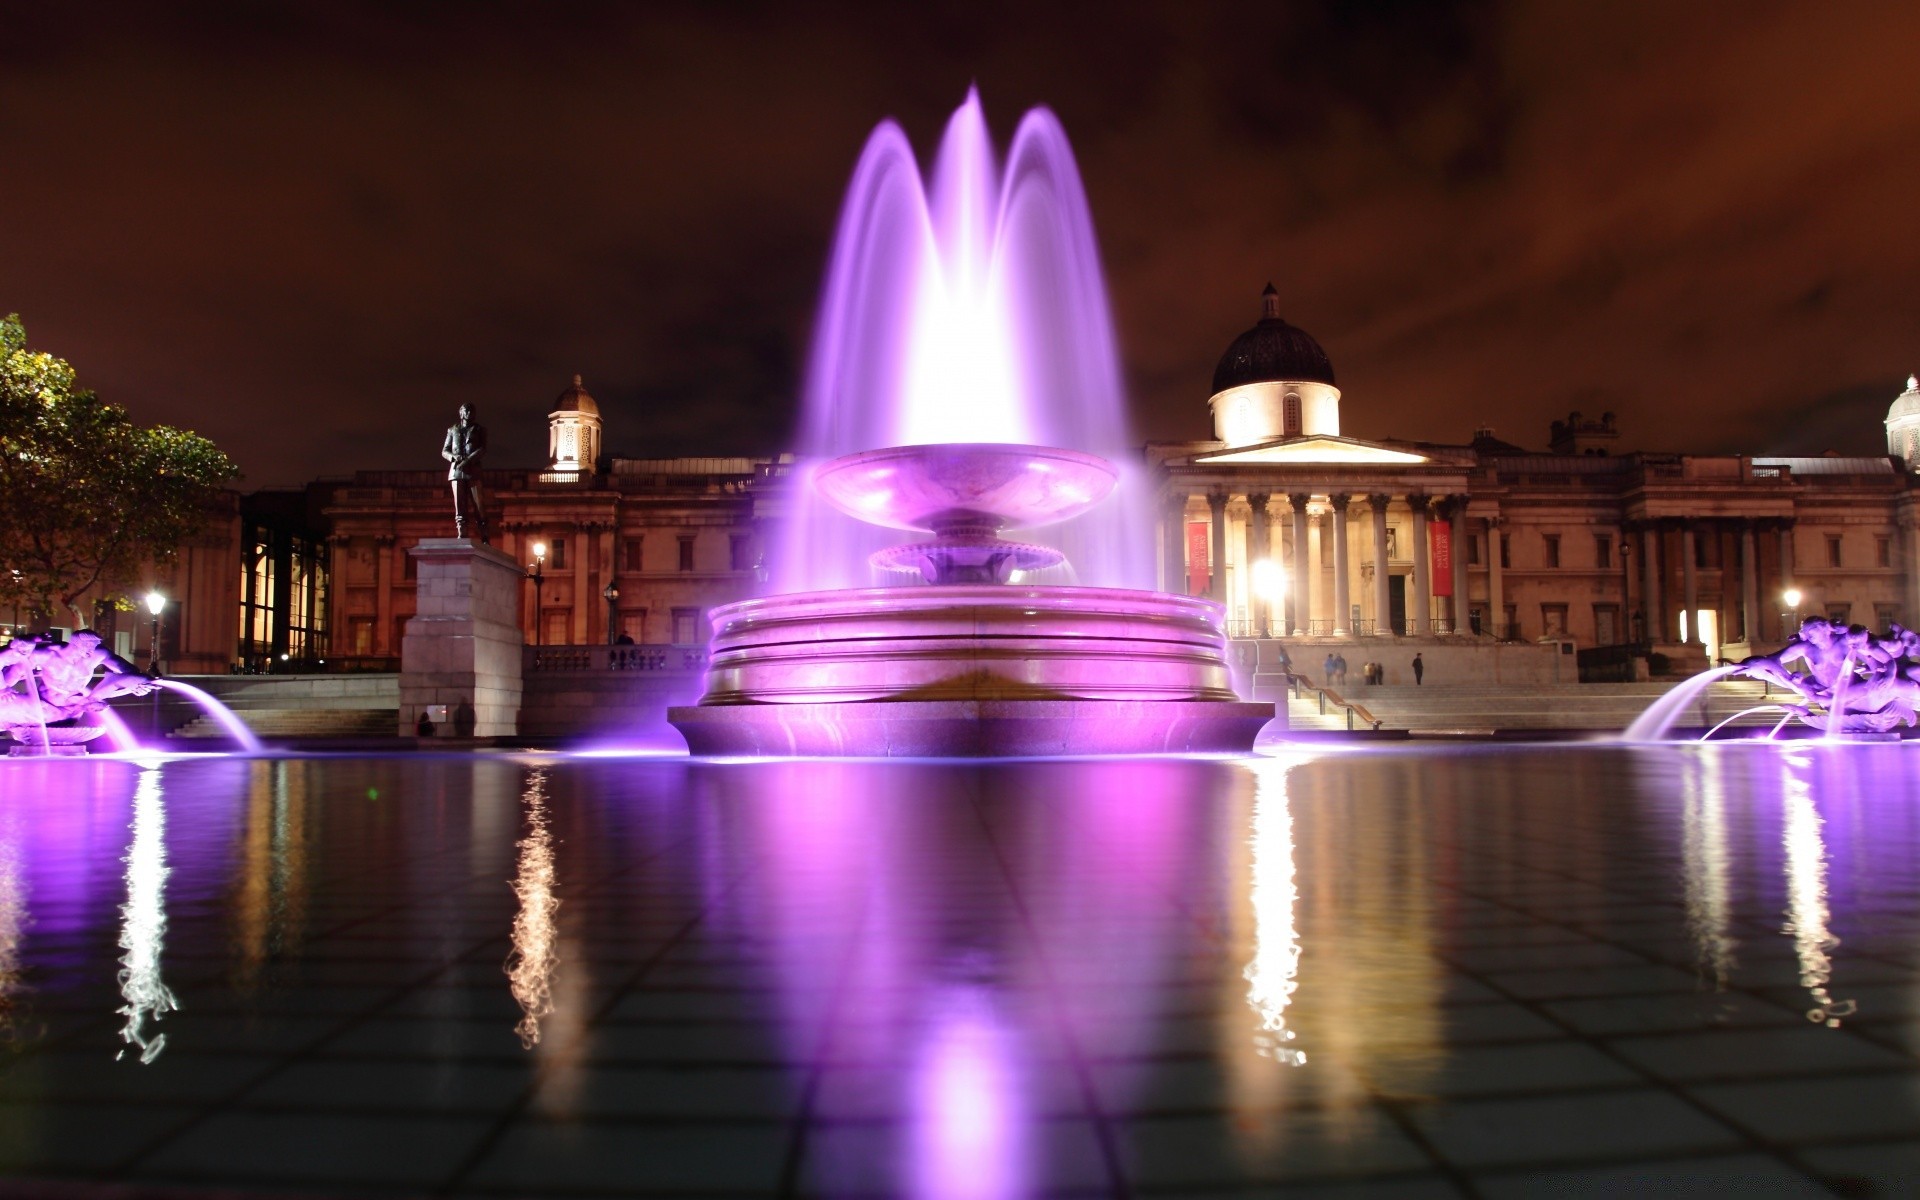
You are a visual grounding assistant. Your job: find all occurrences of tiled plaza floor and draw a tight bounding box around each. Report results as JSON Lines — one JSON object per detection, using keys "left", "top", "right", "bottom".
{"left": 0, "top": 744, "right": 1914, "bottom": 1196}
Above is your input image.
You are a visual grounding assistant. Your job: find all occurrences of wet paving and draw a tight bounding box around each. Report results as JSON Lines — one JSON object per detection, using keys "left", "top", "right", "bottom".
{"left": 0, "top": 744, "right": 1916, "bottom": 1196}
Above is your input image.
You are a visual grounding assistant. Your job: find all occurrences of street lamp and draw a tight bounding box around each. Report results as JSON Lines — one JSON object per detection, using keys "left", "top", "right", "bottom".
{"left": 1782, "top": 587, "right": 1803, "bottom": 639}
{"left": 144, "top": 590, "right": 166, "bottom": 674}
{"left": 528, "top": 543, "right": 547, "bottom": 646}
{"left": 1250, "top": 559, "right": 1286, "bottom": 638}
{"left": 602, "top": 581, "right": 619, "bottom": 644}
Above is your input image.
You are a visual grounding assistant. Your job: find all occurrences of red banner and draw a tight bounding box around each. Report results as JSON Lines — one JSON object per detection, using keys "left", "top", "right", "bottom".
{"left": 1187, "top": 521, "right": 1211, "bottom": 595}
{"left": 1431, "top": 520, "right": 1453, "bottom": 596}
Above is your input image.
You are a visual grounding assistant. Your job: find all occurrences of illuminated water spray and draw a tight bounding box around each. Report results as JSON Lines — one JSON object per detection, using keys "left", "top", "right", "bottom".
{"left": 776, "top": 88, "right": 1152, "bottom": 593}
{"left": 117, "top": 768, "right": 177, "bottom": 1062}
{"left": 507, "top": 768, "right": 559, "bottom": 1048}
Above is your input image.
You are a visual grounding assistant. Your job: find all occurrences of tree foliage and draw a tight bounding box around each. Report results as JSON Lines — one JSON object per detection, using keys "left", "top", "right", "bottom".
{"left": 0, "top": 314, "right": 239, "bottom": 624}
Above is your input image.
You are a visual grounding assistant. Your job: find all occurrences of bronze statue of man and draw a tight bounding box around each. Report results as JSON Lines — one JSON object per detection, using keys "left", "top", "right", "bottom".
{"left": 442, "top": 403, "right": 488, "bottom": 541}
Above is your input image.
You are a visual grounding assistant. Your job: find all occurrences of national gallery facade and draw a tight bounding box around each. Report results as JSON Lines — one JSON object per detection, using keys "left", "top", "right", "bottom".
{"left": 64, "top": 290, "right": 1920, "bottom": 679}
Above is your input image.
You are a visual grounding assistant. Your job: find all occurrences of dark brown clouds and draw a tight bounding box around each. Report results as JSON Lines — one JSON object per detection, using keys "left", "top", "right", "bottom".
{"left": 5, "top": 1, "right": 1919, "bottom": 485}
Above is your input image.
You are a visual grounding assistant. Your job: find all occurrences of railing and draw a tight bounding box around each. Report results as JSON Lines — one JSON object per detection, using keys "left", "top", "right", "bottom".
{"left": 1283, "top": 671, "right": 1383, "bottom": 731}
{"left": 525, "top": 644, "right": 708, "bottom": 673}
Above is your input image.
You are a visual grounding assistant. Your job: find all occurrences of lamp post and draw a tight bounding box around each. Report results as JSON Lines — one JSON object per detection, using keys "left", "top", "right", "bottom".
{"left": 603, "top": 581, "right": 619, "bottom": 645}
{"left": 1250, "top": 559, "right": 1286, "bottom": 639}
{"left": 528, "top": 543, "right": 547, "bottom": 646}
{"left": 1782, "top": 587, "right": 1803, "bottom": 639}
{"left": 144, "top": 590, "right": 166, "bottom": 739}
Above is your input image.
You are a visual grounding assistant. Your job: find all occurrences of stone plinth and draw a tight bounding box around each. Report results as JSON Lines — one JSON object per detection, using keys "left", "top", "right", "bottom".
{"left": 399, "top": 539, "right": 524, "bottom": 737}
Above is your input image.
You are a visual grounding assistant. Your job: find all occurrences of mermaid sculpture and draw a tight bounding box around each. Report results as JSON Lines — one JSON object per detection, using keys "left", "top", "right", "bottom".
{"left": 1737, "top": 618, "right": 1920, "bottom": 735}
{"left": 2, "top": 631, "right": 156, "bottom": 754}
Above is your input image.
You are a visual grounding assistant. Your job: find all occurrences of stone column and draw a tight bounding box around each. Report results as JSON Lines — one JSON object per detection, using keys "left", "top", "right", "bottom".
{"left": 1247, "top": 493, "right": 1271, "bottom": 635}
{"left": 1288, "top": 493, "right": 1311, "bottom": 636}
{"left": 1741, "top": 522, "right": 1760, "bottom": 644}
{"left": 1369, "top": 495, "right": 1392, "bottom": 636}
{"left": 1901, "top": 507, "right": 1920, "bottom": 630}
{"left": 1449, "top": 498, "right": 1469, "bottom": 635}
{"left": 1207, "top": 491, "right": 1229, "bottom": 603}
{"left": 1682, "top": 523, "right": 1699, "bottom": 646}
{"left": 1486, "top": 516, "right": 1504, "bottom": 638}
{"left": 1307, "top": 510, "right": 1325, "bottom": 634}
{"left": 400, "top": 540, "right": 525, "bottom": 738}
{"left": 1642, "top": 526, "right": 1663, "bottom": 642}
{"left": 1778, "top": 523, "right": 1795, "bottom": 630}
{"left": 374, "top": 535, "right": 395, "bottom": 656}
{"left": 1410, "top": 495, "right": 1431, "bottom": 636}
{"left": 1162, "top": 495, "right": 1188, "bottom": 594}
{"left": 1330, "top": 496, "right": 1352, "bottom": 636}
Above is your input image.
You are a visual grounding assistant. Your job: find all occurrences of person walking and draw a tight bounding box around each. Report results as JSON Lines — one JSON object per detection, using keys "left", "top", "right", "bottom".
{"left": 1334, "top": 653, "right": 1348, "bottom": 686}
{"left": 1412, "top": 652, "right": 1425, "bottom": 686}
{"left": 1324, "top": 652, "right": 1337, "bottom": 686}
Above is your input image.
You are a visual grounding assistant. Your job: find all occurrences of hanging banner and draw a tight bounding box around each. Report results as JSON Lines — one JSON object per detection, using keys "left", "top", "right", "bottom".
{"left": 1431, "top": 519, "right": 1454, "bottom": 596}
{"left": 1187, "top": 521, "right": 1211, "bottom": 595}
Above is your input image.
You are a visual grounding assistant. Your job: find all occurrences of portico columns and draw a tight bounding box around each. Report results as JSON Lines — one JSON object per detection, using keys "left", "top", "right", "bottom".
{"left": 1486, "top": 516, "right": 1504, "bottom": 638}
{"left": 1410, "top": 495, "right": 1431, "bottom": 636}
{"left": 1247, "top": 493, "right": 1271, "bottom": 635}
{"left": 1207, "top": 491, "right": 1229, "bottom": 603}
{"left": 1330, "top": 496, "right": 1352, "bottom": 636}
{"left": 1369, "top": 495, "right": 1392, "bottom": 636}
{"left": 1740, "top": 522, "right": 1759, "bottom": 644}
{"left": 1307, "top": 510, "right": 1325, "bottom": 633}
{"left": 1288, "top": 493, "right": 1311, "bottom": 636}
{"left": 1163, "top": 496, "right": 1188, "bottom": 594}
{"left": 1447, "top": 497, "right": 1469, "bottom": 635}
{"left": 1642, "top": 526, "right": 1663, "bottom": 642}
{"left": 1681, "top": 523, "right": 1699, "bottom": 647}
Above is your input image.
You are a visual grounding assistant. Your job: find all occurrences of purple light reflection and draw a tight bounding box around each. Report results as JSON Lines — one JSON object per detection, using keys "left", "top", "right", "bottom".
{"left": 910, "top": 988, "right": 1027, "bottom": 1200}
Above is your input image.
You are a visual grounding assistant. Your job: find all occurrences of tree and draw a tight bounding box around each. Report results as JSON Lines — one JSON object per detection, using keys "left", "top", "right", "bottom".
{"left": 0, "top": 314, "right": 239, "bottom": 626}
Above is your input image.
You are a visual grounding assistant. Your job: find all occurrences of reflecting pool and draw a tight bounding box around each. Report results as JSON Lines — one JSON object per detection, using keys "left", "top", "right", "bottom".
{"left": 0, "top": 746, "right": 1916, "bottom": 1195}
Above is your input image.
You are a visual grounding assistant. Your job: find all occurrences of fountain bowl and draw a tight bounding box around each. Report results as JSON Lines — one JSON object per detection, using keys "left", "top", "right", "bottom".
{"left": 812, "top": 443, "right": 1118, "bottom": 535}
{"left": 6, "top": 723, "right": 107, "bottom": 758}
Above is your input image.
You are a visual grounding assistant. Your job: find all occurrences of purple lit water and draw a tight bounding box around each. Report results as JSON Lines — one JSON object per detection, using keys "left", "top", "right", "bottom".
{"left": 0, "top": 748, "right": 1910, "bottom": 1193}
{"left": 776, "top": 90, "right": 1153, "bottom": 594}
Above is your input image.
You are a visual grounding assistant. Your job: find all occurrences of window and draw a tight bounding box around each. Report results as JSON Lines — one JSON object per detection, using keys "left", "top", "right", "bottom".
{"left": 730, "top": 535, "right": 752, "bottom": 571}
{"left": 1595, "top": 535, "right": 1611, "bottom": 569}
{"left": 671, "top": 607, "right": 699, "bottom": 644}
{"left": 1826, "top": 535, "right": 1842, "bottom": 568}
{"left": 1283, "top": 391, "right": 1302, "bottom": 437}
{"left": 543, "top": 610, "right": 569, "bottom": 645}
{"left": 1466, "top": 534, "right": 1481, "bottom": 566}
{"left": 1593, "top": 604, "right": 1620, "bottom": 646}
{"left": 1500, "top": 535, "right": 1511, "bottom": 569}
{"left": 550, "top": 538, "right": 568, "bottom": 570}
{"left": 1540, "top": 604, "right": 1568, "bottom": 638}
{"left": 1544, "top": 535, "right": 1561, "bottom": 569}
{"left": 623, "top": 537, "right": 644, "bottom": 572}
{"left": 1876, "top": 603, "right": 1898, "bottom": 631}
{"left": 677, "top": 536, "right": 695, "bottom": 572}
{"left": 402, "top": 543, "right": 417, "bottom": 580}
{"left": 620, "top": 610, "right": 647, "bottom": 642}
{"left": 1826, "top": 602, "right": 1851, "bottom": 625}
{"left": 1877, "top": 537, "right": 1892, "bottom": 568}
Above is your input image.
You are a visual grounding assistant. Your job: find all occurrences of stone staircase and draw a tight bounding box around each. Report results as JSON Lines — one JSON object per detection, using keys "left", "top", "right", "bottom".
{"left": 1277, "top": 679, "right": 1784, "bottom": 736}
{"left": 171, "top": 707, "right": 399, "bottom": 740}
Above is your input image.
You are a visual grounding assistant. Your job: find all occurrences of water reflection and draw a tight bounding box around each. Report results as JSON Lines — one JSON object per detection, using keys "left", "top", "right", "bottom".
{"left": 1244, "top": 754, "right": 1306, "bottom": 1065}
{"left": 0, "top": 811, "right": 24, "bottom": 1035}
{"left": 233, "top": 761, "right": 310, "bottom": 986}
{"left": 506, "top": 767, "right": 558, "bottom": 1048}
{"left": 1679, "top": 751, "right": 1737, "bottom": 989}
{"left": 1781, "top": 750, "right": 1853, "bottom": 1026}
{"left": 117, "top": 767, "right": 176, "bottom": 1062}
{"left": 909, "top": 986, "right": 1025, "bottom": 1200}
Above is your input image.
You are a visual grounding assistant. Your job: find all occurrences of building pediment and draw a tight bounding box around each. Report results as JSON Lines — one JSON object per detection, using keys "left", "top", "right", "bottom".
{"left": 1192, "top": 434, "right": 1434, "bottom": 466}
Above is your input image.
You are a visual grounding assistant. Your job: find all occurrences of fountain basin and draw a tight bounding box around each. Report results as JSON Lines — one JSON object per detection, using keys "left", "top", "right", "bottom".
{"left": 669, "top": 585, "right": 1276, "bottom": 756}
{"left": 813, "top": 443, "right": 1117, "bottom": 534}
{"left": 5, "top": 723, "right": 105, "bottom": 758}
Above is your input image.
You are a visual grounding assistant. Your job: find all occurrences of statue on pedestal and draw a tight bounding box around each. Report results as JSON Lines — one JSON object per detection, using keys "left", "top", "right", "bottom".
{"left": 442, "top": 403, "right": 489, "bottom": 541}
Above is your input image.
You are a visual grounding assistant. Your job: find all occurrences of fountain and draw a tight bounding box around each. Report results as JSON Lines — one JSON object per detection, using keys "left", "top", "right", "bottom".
{"left": 0, "top": 632, "right": 263, "bottom": 756}
{"left": 1625, "top": 618, "right": 1920, "bottom": 742}
{"left": 669, "top": 92, "right": 1273, "bottom": 756}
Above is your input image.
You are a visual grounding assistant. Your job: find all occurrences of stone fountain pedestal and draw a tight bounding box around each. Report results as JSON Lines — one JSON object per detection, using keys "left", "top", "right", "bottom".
{"left": 399, "top": 539, "right": 523, "bottom": 738}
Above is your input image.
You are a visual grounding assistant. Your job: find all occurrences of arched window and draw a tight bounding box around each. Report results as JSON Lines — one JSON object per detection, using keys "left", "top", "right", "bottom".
{"left": 1283, "top": 391, "right": 1302, "bottom": 438}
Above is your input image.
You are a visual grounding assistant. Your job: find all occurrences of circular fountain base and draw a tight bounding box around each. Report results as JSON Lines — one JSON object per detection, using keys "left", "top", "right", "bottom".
{"left": 668, "top": 584, "right": 1276, "bottom": 757}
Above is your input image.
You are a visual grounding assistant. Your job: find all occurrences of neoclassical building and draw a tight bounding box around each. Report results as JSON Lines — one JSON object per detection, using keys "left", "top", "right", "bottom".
{"left": 1149, "top": 287, "right": 1920, "bottom": 667}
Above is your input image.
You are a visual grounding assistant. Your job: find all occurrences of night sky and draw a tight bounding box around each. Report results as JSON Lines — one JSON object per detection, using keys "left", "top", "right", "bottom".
{"left": 6, "top": 2, "right": 1920, "bottom": 487}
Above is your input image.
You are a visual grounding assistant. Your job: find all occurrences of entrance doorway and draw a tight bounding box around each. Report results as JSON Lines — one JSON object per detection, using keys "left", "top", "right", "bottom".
{"left": 1388, "top": 575, "right": 1408, "bottom": 636}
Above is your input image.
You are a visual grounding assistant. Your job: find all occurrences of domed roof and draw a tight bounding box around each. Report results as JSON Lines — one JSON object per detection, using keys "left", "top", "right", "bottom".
{"left": 1211, "top": 284, "right": 1336, "bottom": 393}
{"left": 1888, "top": 375, "right": 1920, "bottom": 423}
{"left": 553, "top": 373, "right": 599, "bottom": 416}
